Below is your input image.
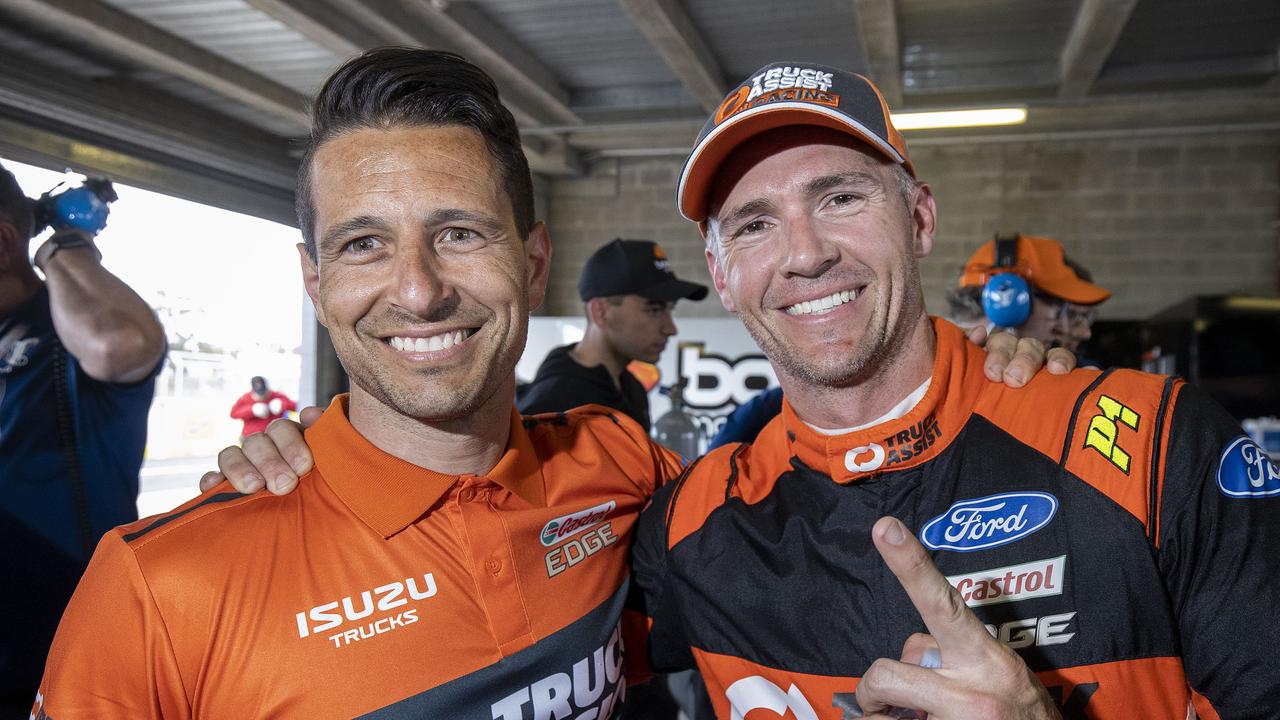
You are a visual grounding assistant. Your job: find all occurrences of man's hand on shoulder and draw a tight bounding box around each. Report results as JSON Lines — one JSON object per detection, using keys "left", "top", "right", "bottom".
{"left": 968, "top": 325, "right": 1076, "bottom": 388}
{"left": 199, "top": 406, "right": 323, "bottom": 495}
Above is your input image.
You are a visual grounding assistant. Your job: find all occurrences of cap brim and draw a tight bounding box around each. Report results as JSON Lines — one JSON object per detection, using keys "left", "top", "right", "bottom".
{"left": 677, "top": 104, "right": 914, "bottom": 223}
{"left": 638, "top": 278, "right": 709, "bottom": 302}
{"left": 1038, "top": 275, "right": 1111, "bottom": 306}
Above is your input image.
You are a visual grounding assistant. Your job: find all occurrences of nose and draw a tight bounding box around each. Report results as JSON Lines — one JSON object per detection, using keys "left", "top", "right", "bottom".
{"left": 660, "top": 310, "right": 677, "bottom": 337}
{"left": 389, "top": 240, "right": 454, "bottom": 318}
{"left": 778, "top": 215, "right": 839, "bottom": 279}
{"left": 1073, "top": 317, "right": 1092, "bottom": 342}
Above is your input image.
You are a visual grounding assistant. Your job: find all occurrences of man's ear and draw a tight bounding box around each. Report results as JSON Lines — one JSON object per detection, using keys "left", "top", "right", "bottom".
{"left": 910, "top": 181, "right": 937, "bottom": 259}
{"left": 585, "top": 297, "right": 609, "bottom": 327}
{"left": 524, "top": 221, "right": 552, "bottom": 312}
{"left": 704, "top": 247, "right": 736, "bottom": 313}
{"left": 297, "top": 243, "right": 328, "bottom": 327}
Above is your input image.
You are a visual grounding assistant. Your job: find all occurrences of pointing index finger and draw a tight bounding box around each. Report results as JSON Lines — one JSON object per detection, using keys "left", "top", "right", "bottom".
{"left": 872, "top": 516, "right": 994, "bottom": 661}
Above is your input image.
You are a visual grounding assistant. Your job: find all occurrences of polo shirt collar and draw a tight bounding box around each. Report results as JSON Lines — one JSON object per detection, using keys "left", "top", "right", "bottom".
{"left": 309, "top": 395, "right": 547, "bottom": 538}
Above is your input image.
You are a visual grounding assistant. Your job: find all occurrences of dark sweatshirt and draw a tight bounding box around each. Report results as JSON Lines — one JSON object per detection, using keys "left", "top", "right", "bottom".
{"left": 517, "top": 343, "right": 651, "bottom": 431}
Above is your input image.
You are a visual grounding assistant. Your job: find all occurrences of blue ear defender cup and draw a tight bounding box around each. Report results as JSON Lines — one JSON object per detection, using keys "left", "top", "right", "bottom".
{"left": 48, "top": 186, "right": 111, "bottom": 235}
{"left": 981, "top": 235, "right": 1031, "bottom": 327}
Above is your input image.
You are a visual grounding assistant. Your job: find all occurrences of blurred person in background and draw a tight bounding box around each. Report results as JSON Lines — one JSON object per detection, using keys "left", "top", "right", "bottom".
{"left": 950, "top": 233, "right": 1108, "bottom": 362}
{"left": 229, "top": 375, "right": 296, "bottom": 442}
{"left": 0, "top": 162, "right": 164, "bottom": 716}
{"left": 518, "top": 238, "right": 707, "bottom": 432}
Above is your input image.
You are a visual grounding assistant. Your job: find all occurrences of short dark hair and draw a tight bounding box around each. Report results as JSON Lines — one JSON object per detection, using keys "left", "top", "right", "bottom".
{"left": 0, "top": 163, "right": 33, "bottom": 241}
{"left": 296, "top": 47, "right": 534, "bottom": 258}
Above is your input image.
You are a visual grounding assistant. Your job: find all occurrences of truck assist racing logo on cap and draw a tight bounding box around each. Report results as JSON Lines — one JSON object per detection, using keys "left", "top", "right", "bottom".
{"left": 920, "top": 492, "right": 1058, "bottom": 552}
{"left": 1217, "top": 435, "right": 1280, "bottom": 498}
{"left": 715, "top": 66, "right": 840, "bottom": 124}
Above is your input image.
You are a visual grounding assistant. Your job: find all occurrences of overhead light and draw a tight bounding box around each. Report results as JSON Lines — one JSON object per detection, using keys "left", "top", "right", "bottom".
{"left": 890, "top": 107, "right": 1027, "bottom": 131}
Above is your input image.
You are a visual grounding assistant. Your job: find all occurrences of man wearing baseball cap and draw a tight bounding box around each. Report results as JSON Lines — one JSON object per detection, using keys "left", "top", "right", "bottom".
{"left": 628, "top": 61, "right": 1279, "bottom": 718}
{"left": 518, "top": 238, "right": 707, "bottom": 431}
{"left": 953, "top": 233, "right": 1110, "bottom": 356}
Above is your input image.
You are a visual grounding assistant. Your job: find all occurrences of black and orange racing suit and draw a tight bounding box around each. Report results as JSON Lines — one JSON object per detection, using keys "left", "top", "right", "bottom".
{"left": 633, "top": 319, "right": 1280, "bottom": 719}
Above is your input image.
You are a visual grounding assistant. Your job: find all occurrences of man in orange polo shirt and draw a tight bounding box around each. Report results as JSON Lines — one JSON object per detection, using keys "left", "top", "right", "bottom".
{"left": 34, "top": 48, "right": 682, "bottom": 718}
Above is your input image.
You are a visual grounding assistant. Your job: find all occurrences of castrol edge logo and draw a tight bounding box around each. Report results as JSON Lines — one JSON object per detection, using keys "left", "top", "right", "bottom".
{"left": 947, "top": 556, "right": 1066, "bottom": 607}
{"left": 541, "top": 500, "right": 616, "bottom": 547}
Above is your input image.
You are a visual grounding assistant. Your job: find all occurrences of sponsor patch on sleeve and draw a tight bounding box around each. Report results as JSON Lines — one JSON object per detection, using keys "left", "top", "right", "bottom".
{"left": 1216, "top": 436, "right": 1280, "bottom": 498}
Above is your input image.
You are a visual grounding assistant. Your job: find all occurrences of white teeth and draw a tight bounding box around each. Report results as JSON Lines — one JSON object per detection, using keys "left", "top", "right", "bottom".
{"left": 388, "top": 329, "right": 472, "bottom": 353}
{"left": 784, "top": 288, "right": 859, "bottom": 316}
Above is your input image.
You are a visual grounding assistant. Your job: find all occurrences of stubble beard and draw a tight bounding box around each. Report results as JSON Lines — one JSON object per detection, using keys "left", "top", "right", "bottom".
{"left": 743, "top": 279, "right": 923, "bottom": 391}
{"left": 339, "top": 324, "right": 524, "bottom": 426}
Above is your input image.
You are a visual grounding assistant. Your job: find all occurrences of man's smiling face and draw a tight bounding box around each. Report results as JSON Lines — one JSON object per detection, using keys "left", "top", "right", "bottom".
{"left": 704, "top": 126, "right": 936, "bottom": 388}
{"left": 303, "top": 124, "right": 549, "bottom": 422}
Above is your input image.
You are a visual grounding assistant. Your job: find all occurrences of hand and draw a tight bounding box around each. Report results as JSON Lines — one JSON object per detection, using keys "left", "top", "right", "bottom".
{"left": 252, "top": 401, "right": 270, "bottom": 418}
{"left": 199, "top": 406, "right": 323, "bottom": 495}
{"left": 855, "top": 517, "right": 1061, "bottom": 720}
{"left": 967, "top": 326, "right": 1075, "bottom": 388}
{"left": 268, "top": 397, "right": 283, "bottom": 415}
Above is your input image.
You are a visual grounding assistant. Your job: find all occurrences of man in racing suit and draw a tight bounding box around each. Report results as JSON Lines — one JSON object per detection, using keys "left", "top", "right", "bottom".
{"left": 630, "top": 61, "right": 1280, "bottom": 719}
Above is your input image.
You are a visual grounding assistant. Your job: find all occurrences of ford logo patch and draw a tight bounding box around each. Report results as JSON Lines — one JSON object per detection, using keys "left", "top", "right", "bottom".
{"left": 1217, "top": 436, "right": 1280, "bottom": 498}
{"left": 920, "top": 492, "right": 1058, "bottom": 552}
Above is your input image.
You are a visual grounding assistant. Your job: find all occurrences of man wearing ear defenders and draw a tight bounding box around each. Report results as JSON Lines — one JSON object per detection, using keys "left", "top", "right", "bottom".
{"left": 951, "top": 234, "right": 1109, "bottom": 358}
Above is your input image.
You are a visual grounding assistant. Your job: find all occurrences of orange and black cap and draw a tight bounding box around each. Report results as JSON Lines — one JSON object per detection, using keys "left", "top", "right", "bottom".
{"left": 959, "top": 234, "right": 1110, "bottom": 306}
{"left": 578, "top": 238, "right": 708, "bottom": 302}
{"left": 677, "top": 61, "right": 915, "bottom": 224}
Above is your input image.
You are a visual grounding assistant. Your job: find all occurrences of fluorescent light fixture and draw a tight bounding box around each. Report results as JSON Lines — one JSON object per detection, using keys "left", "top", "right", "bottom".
{"left": 890, "top": 107, "right": 1027, "bottom": 131}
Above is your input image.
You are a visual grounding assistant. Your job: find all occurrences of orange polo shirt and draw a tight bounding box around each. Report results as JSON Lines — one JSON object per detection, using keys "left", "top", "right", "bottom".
{"left": 36, "top": 397, "right": 682, "bottom": 718}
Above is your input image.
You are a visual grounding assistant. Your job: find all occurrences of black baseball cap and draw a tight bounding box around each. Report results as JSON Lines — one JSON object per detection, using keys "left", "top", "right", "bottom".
{"left": 577, "top": 239, "right": 708, "bottom": 302}
{"left": 677, "top": 61, "right": 914, "bottom": 224}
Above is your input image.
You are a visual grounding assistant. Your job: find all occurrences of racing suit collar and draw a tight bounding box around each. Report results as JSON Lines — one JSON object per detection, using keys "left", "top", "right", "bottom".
{"left": 308, "top": 395, "right": 547, "bottom": 538}
{"left": 779, "top": 318, "right": 980, "bottom": 483}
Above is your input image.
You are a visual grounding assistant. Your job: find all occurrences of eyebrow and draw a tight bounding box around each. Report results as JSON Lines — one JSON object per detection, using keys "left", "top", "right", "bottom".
{"left": 319, "top": 208, "right": 507, "bottom": 251}
{"left": 803, "top": 171, "right": 882, "bottom": 197}
{"left": 320, "top": 215, "right": 389, "bottom": 252}
{"left": 717, "top": 172, "right": 885, "bottom": 229}
{"left": 423, "top": 208, "right": 506, "bottom": 234}
{"left": 719, "top": 198, "right": 776, "bottom": 229}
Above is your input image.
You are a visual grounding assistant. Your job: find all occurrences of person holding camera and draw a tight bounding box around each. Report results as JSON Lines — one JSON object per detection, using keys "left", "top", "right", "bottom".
{"left": 229, "top": 375, "right": 296, "bottom": 443}
{"left": 0, "top": 162, "right": 165, "bottom": 715}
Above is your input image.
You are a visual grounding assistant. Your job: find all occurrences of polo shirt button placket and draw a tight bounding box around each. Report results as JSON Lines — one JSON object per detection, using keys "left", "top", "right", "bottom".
{"left": 457, "top": 481, "right": 531, "bottom": 653}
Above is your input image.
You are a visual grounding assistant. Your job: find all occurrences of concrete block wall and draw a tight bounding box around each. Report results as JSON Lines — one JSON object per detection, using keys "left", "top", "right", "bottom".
{"left": 542, "top": 131, "right": 1279, "bottom": 321}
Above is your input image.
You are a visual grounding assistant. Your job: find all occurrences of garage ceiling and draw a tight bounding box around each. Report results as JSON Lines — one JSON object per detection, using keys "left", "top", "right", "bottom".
{"left": 1, "top": 0, "right": 1276, "bottom": 225}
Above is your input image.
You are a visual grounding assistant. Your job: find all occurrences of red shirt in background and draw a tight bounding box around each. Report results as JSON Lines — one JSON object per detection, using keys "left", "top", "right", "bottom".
{"left": 229, "top": 390, "right": 296, "bottom": 436}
